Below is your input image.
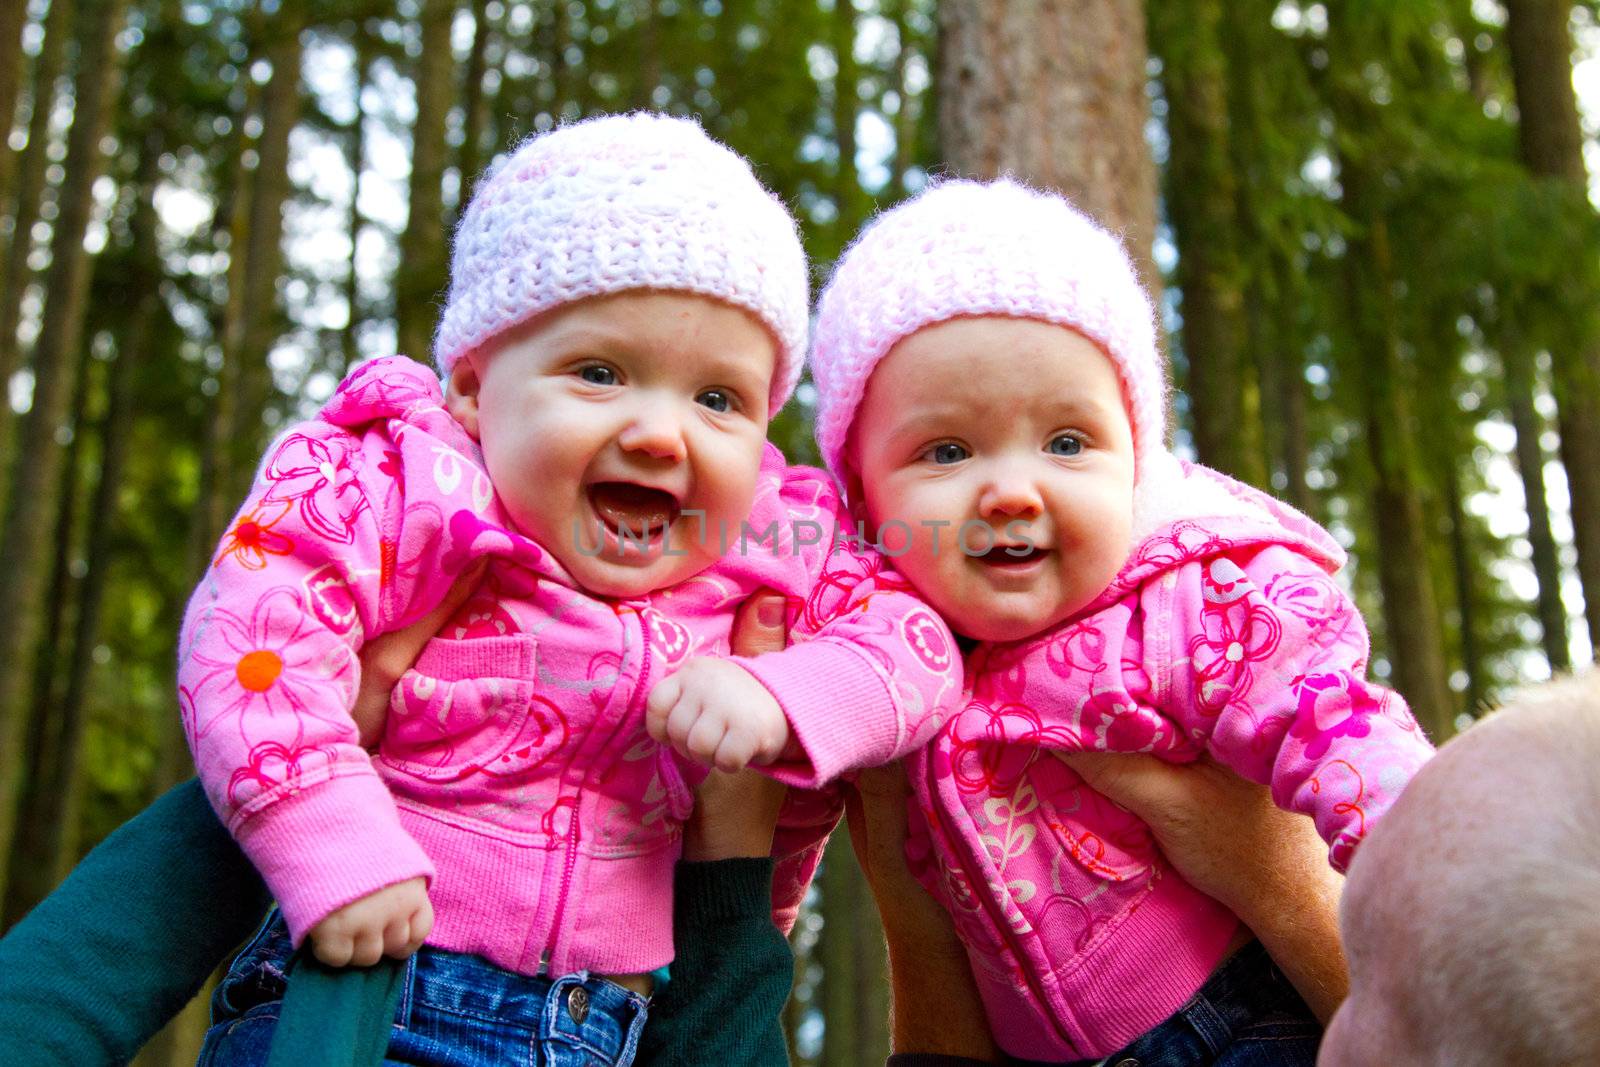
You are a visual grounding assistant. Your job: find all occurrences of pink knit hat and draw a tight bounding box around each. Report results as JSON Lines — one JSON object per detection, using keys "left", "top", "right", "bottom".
{"left": 435, "top": 113, "right": 809, "bottom": 412}
{"left": 811, "top": 177, "right": 1167, "bottom": 482}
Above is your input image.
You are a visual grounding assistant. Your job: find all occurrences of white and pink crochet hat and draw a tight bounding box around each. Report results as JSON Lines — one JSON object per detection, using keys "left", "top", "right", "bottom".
{"left": 435, "top": 113, "right": 809, "bottom": 412}
{"left": 811, "top": 177, "right": 1167, "bottom": 482}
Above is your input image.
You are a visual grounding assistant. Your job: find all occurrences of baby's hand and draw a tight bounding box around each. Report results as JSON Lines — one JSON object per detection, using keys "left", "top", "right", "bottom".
{"left": 307, "top": 876, "right": 433, "bottom": 967}
{"left": 646, "top": 658, "right": 790, "bottom": 773}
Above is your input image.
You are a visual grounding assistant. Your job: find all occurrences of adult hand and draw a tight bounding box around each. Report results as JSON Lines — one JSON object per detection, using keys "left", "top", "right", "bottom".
{"left": 1058, "top": 751, "right": 1348, "bottom": 1022}
{"left": 353, "top": 561, "right": 488, "bottom": 747}
{"left": 845, "top": 761, "right": 1000, "bottom": 1061}
{"left": 681, "top": 590, "right": 790, "bottom": 861}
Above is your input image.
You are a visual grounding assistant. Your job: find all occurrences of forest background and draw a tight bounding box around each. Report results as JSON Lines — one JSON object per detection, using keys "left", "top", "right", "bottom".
{"left": 1, "top": 0, "right": 1598, "bottom": 1062}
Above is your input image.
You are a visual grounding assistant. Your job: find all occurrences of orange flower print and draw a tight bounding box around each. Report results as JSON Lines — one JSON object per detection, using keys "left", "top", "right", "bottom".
{"left": 214, "top": 504, "right": 295, "bottom": 570}
{"left": 181, "top": 585, "right": 357, "bottom": 750}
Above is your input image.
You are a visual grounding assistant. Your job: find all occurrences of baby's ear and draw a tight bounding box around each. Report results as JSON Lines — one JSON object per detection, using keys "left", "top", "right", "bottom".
{"left": 444, "top": 357, "right": 483, "bottom": 441}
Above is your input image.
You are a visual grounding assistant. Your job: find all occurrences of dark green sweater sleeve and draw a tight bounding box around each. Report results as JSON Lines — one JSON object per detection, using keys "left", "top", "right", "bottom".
{"left": 636, "top": 857, "right": 794, "bottom": 1066}
{"left": 0, "top": 778, "right": 271, "bottom": 1064}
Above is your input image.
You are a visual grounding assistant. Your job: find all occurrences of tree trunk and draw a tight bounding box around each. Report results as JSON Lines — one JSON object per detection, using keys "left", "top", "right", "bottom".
{"left": 1325, "top": 9, "right": 1456, "bottom": 740}
{"left": 888, "top": 0, "right": 917, "bottom": 197}
{"left": 456, "top": 0, "right": 493, "bottom": 211}
{"left": 634, "top": 0, "right": 661, "bottom": 110}
{"left": 394, "top": 0, "right": 454, "bottom": 363}
{"left": 937, "top": 0, "right": 1159, "bottom": 293}
{"left": 227, "top": 10, "right": 304, "bottom": 496}
{"left": 1504, "top": 341, "right": 1571, "bottom": 672}
{"left": 817, "top": 834, "right": 859, "bottom": 1067}
{"left": 1504, "top": 0, "right": 1600, "bottom": 656}
{"left": 1442, "top": 456, "right": 1486, "bottom": 714}
{"left": 832, "top": 0, "right": 863, "bottom": 245}
{"left": 0, "top": 0, "right": 30, "bottom": 216}
{"left": 1152, "top": 0, "right": 1264, "bottom": 485}
{"left": 0, "top": 0, "right": 77, "bottom": 511}
{"left": 341, "top": 32, "right": 372, "bottom": 376}
{"left": 2, "top": 339, "right": 90, "bottom": 930}
{"left": 0, "top": 0, "right": 132, "bottom": 902}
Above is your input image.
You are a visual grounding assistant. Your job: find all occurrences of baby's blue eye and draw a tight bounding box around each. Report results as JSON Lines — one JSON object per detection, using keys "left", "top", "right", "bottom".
{"left": 579, "top": 365, "right": 616, "bottom": 385}
{"left": 1048, "top": 435, "right": 1082, "bottom": 457}
{"left": 697, "top": 389, "right": 731, "bottom": 413}
{"left": 929, "top": 443, "right": 968, "bottom": 464}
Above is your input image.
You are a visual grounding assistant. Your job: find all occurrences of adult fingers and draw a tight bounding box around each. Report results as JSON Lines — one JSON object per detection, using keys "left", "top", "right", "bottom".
{"left": 1055, "top": 750, "right": 1186, "bottom": 818}
{"left": 355, "top": 560, "right": 488, "bottom": 745}
{"left": 730, "top": 589, "right": 790, "bottom": 658}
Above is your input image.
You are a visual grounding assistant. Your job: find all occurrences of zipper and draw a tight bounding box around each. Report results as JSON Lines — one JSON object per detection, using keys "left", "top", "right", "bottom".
{"left": 544, "top": 601, "right": 653, "bottom": 969}
{"left": 925, "top": 737, "right": 1082, "bottom": 1057}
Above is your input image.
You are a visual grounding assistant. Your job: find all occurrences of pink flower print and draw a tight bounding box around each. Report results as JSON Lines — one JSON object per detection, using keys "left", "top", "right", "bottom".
{"left": 1290, "top": 671, "right": 1383, "bottom": 760}
{"left": 261, "top": 432, "right": 371, "bottom": 545}
{"left": 214, "top": 504, "right": 295, "bottom": 571}
{"left": 1128, "top": 521, "right": 1228, "bottom": 572}
{"left": 903, "top": 609, "right": 953, "bottom": 674}
{"left": 1076, "top": 688, "right": 1165, "bottom": 754}
{"left": 944, "top": 701, "right": 1079, "bottom": 796}
{"left": 1187, "top": 600, "right": 1282, "bottom": 714}
{"left": 646, "top": 610, "right": 693, "bottom": 668}
{"left": 1200, "top": 558, "right": 1251, "bottom": 606}
{"left": 1044, "top": 621, "right": 1109, "bottom": 679}
{"left": 327, "top": 356, "right": 437, "bottom": 420}
{"left": 302, "top": 563, "right": 361, "bottom": 638}
{"left": 227, "top": 740, "right": 340, "bottom": 808}
{"left": 1266, "top": 570, "right": 1361, "bottom": 654}
{"left": 441, "top": 593, "right": 521, "bottom": 640}
{"left": 183, "top": 585, "right": 357, "bottom": 747}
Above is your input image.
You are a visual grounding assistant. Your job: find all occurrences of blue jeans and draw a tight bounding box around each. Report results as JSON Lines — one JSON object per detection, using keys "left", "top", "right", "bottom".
{"left": 1052, "top": 940, "right": 1320, "bottom": 1067}
{"left": 198, "top": 913, "right": 649, "bottom": 1067}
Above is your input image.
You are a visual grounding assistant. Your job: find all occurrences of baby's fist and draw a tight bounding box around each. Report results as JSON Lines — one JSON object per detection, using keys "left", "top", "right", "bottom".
{"left": 308, "top": 876, "right": 432, "bottom": 967}
{"left": 646, "top": 658, "right": 789, "bottom": 773}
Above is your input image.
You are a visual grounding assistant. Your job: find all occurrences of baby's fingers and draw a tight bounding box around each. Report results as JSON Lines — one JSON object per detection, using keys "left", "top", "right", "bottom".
{"left": 712, "top": 729, "right": 758, "bottom": 774}
{"left": 409, "top": 897, "right": 436, "bottom": 954}
{"left": 312, "top": 929, "right": 355, "bottom": 968}
{"left": 685, "top": 711, "right": 730, "bottom": 767}
{"left": 382, "top": 913, "right": 414, "bottom": 959}
{"left": 350, "top": 925, "right": 385, "bottom": 968}
{"left": 645, "top": 675, "right": 682, "bottom": 743}
{"left": 665, "top": 693, "right": 705, "bottom": 755}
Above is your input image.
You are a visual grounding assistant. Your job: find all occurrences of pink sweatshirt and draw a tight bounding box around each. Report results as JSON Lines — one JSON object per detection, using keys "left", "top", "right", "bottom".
{"left": 905, "top": 455, "right": 1435, "bottom": 1060}
{"left": 179, "top": 356, "right": 961, "bottom": 976}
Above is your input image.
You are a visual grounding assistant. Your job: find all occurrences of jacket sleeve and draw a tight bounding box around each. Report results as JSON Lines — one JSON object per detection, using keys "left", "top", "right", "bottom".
{"left": 178, "top": 419, "right": 444, "bottom": 944}
{"left": 0, "top": 779, "right": 271, "bottom": 1065}
{"left": 768, "top": 784, "right": 844, "bottom": 933}
{"left": 1161, "top": 544, "right": 1435, "bottom": 870}
{"left": 730, "top": 473, "right": 964, "bottom": 788}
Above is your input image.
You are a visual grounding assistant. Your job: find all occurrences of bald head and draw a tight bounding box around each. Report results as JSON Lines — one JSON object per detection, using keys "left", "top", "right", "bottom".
{"left": 1320, "top": 673, "right": 1600, "bottom": 1066}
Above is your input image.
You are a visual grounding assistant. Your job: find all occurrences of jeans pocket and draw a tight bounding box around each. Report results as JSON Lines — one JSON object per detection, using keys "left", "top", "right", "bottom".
{"left": 212, "top": 913, "right": 294, "bottom": 1022}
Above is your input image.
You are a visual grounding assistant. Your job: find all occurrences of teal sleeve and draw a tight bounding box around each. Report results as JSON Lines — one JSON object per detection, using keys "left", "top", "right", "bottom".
{"left": 637, "top": 858, "right": 794, "bottom": 1066}
{"left": 264, "top": 859, "right": 795, "bottom": 1066}
{"left": 267, "top": 954, "right": 405, "bottom": 1067}
{"left": 0, "top": 778, "right": 272, "bottom": 1063}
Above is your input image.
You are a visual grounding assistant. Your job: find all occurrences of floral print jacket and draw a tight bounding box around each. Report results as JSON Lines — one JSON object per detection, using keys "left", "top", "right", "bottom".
{"left": 906, "top": 453, "right": 1434, "bottom": 1061}
{"left": 178, "top": 357, "right": 961, "bottom": 976}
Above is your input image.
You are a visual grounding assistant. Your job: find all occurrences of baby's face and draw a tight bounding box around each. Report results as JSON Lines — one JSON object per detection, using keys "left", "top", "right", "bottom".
{"left": 450, "top": 291, "right": 776, "bottom": 598}
{"left": 852, "top": 316, "right": 1136, "bottom": 643}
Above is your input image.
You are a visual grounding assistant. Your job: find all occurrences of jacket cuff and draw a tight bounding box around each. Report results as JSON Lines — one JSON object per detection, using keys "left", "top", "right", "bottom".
{"left": 733, "top": 639, "right": 897, "bottom": 787}
{"left": 674, "top": 858, "right": 778, "bottom": 929}
{"left": 233, "top": 771, "right": 435, "bottom": 946}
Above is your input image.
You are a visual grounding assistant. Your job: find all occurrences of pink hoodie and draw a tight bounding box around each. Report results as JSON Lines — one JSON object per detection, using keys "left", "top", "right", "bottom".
{"left": 179, "top": 356, "right": 962, "bottom": 976}
{"left": 905, "top": 455, "right": 1435, "bottom": 1060}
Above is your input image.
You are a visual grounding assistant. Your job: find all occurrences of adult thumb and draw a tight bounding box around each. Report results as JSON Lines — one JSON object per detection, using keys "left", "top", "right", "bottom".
{"left": 731, "top": 589, "right": 789, "bottom": 658}
{"left": 1056, "top": 750, "right": 1180, "bottom": 815}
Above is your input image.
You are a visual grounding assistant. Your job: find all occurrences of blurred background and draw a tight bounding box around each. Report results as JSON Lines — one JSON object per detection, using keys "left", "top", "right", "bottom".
{"left": 0, "top": 0, "right": 1598, "bottom": 1061}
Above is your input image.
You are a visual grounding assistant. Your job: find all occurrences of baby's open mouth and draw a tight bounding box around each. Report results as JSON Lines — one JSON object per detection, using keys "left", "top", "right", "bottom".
{"left": 977, "top": 543, "right": 1046, "bottom": 566}
{"left": 587, "top": 482, "right": 681, "bottom": 540}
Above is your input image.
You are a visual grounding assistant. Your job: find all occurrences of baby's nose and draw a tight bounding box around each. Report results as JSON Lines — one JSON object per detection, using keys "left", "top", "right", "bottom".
{"left": 978, "top": 475, "right": 1044, "bottom": 519}
{"left": 618, "top": 411, "right": 688, "bottom": 462}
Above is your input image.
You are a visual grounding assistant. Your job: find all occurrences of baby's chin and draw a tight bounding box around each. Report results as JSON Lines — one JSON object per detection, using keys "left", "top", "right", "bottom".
{"left": 555, "top": 549, "right": 713, "bottom": 600}
{"left": 942, "top": 594, "right": 1081, "bottom": 646}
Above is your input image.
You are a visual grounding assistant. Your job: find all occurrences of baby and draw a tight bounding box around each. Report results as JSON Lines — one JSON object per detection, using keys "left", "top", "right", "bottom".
{"left": 178, "top": 114, "right": 960, "bottom": 1064}
{"left": 808, "top": 179, "right": 1436, "bottom": 1063}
